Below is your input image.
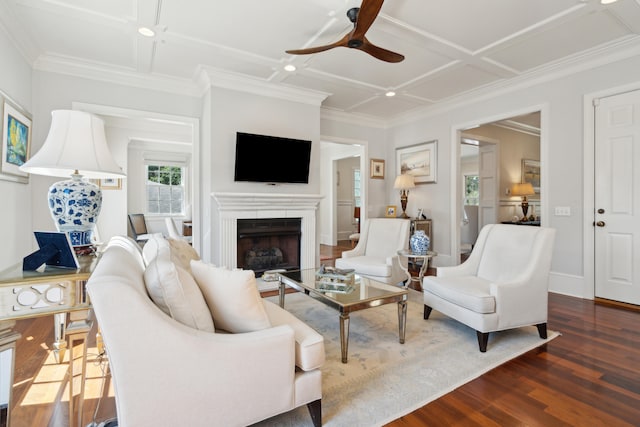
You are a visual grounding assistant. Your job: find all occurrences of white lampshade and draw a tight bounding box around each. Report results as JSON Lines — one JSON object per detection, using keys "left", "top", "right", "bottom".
{"left": 20, "top": 110, "right": 124, "bottom": 179}
{"left": 394, "top": 174, "right": 415, "bottom": 190}
{"left": 19, "top": 110, "right": 125, "bottom": 248}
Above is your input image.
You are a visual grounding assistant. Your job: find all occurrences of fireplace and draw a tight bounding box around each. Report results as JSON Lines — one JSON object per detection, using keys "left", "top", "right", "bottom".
{"left": 237, "top": 218, "right": 301, "bottom": 275}
{"left": 211, "top": 192, "right": 323, "bottom": 273}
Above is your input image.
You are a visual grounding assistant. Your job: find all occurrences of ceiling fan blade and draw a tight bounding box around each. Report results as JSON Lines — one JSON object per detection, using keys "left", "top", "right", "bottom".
{"left": 351, "top": 0, "right": 384, "bottom": 40}
{"left": 286, "top": 34, "right": 349, "bottom": 56}
{"left": 359, "top": 38, "right": 404, "bottom": 63}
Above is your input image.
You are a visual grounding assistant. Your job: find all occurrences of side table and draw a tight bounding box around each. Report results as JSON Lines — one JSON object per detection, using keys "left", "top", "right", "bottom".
{"left": 0, "top": 255, "right": 97, "bottom": 427}
{"left": 397, "top": 250, "right": 437, "bottom": 291}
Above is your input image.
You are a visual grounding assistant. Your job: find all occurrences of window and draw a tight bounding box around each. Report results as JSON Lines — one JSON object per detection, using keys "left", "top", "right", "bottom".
{"left": 353, "top": 168, "right": 361, "bottom": 207}
{"left": 464, "top": 174, "right": 479, "bottom": 206}
{"left": 146, "top": 164, "right": 185, "bottom": 215}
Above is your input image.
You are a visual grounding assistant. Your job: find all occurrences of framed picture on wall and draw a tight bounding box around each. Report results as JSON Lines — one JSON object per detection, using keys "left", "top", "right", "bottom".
{"left": 396, "top": 140, "right": 437, "bottom": 184}
{"left": 370, "top": 158, "right": 385, "bottom": 179}
{"left": 1, "top": 99, "right": 32, "bottom": 183}
{"left": 521, "top": 159, "right": 540, "bottom": 193}
{"left": 100, "top": 178, "right": 122, "bottom": 190}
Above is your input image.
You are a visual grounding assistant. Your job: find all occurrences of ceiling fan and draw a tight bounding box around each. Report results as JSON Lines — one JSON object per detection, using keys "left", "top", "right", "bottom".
{"left": 286, "top": 0, "right": 404, "bottom": 63}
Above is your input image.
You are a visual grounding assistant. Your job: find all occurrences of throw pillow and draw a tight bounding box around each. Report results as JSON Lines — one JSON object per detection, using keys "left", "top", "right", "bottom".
{"left": 190, "top": 260, "right": 271, "bottom": 333}
{"left": 144, "top": 250, "right": 215, "bottom": 332}
{"left": 142, "top": 233, "right": 170, "bottom": 266}
{"left": 167, "top": 238, "right": 200, "bottom": 273}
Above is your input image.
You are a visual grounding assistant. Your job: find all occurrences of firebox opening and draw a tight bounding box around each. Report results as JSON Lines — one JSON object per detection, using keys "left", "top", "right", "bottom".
{"left": 237, "top": 218, "right": 301, "bottom": 276}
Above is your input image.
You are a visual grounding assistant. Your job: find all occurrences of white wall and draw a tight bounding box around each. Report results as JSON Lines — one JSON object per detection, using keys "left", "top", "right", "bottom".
{"left": 387, "top": 54, "right": 640, "bottom": 297}
{"left": 0, "top": 25, "right": 33, "bottom": 270}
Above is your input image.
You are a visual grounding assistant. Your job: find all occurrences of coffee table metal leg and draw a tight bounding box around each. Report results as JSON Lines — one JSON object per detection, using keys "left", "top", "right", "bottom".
{"left": 278, "top": 280, "right": 285, "bottom": 308}
{"left": 340, "top": 312, "right": 350, "bottom": 363}
{"left": 398, "top": 301, "right": 407, "bottom": 344}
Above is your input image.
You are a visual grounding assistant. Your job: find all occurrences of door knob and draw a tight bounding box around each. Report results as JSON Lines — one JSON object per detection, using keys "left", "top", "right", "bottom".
{"left": 596, "top": 221, "right": 605, "bottom": 227}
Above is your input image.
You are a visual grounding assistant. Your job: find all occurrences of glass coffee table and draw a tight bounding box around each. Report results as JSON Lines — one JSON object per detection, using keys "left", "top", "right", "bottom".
{"left": 278, "top": 269, "right": 408, "bottom": 363}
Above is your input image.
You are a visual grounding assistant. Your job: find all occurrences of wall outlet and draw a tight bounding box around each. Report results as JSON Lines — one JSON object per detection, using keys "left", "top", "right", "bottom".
{"left": 554, "top": 206, "right": 571, "bottom": 216}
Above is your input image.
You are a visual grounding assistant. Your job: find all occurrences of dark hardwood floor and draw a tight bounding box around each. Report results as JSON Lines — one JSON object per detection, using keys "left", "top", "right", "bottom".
{"left": 8, "top": 241, "right": 640, "bottom": 426}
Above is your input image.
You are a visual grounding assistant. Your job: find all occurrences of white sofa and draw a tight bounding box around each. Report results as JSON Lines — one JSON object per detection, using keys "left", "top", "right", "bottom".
{"left": 423, "top": 223, "right": 556, "bottom": 352}
{"left": 87, "top": 235, "right": 325, "bottom": 427}
{"left": 335, "top": 218, "right": 411, "bottom": 286}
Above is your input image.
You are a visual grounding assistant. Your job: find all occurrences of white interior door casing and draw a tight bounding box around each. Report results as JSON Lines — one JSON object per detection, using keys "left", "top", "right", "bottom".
{"left": 594, "top": 89, "right": 640, "bottom": 305}
{"left": 479, "top": 144, "right": 499, "bottom": 229}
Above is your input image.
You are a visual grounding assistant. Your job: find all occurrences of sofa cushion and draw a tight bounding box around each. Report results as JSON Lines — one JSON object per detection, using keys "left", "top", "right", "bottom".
{"left": 423, "top": 275, "right": 496, "bottom": 314}
{"left": 144, "top": 250, "right": 215, "bottom": 332}
{"left": 167, "top": 237, "right": 200, "bottom": 273}
{"left": 191, "top": 260, "right": 271, "bottom": 333}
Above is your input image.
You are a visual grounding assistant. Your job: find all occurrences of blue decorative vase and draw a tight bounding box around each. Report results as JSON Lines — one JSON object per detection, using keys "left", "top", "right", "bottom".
{"left": 410, "top": 230, "right": 430, "bottom": 255}
{"left": 48, "top": 174, "right": 102, "bottom": 246}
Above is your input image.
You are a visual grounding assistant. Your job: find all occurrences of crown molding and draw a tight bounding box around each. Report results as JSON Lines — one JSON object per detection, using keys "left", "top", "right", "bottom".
{"left": 33, "top": 54, "right": 202, "bottom": 97}
{"left": 0, "top": 2, "right": 39, "bottom": 65}
{"left": 320, "top": 107, "right": 388, "bottom": 129}
{"left": 386, "top": 36, "right": 640, "bottom": 128}
{"left": 196, "top": 66, "right": 329, "bottom": 106}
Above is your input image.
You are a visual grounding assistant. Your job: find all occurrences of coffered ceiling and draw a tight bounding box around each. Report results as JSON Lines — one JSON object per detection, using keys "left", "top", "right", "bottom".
{"left": 1, "top": 0, "right": 639, "bottom": 122}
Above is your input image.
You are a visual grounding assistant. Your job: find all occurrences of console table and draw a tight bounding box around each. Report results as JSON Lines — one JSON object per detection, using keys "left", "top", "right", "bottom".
{"left": 0, "top": 255, "right": 97, "bottom": 427}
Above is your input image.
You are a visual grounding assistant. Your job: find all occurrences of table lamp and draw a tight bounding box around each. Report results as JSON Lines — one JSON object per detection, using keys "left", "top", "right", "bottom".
{"left": 394, "top": 174, "right": 415, "bottom": 219}
{"left": 511, "top": 182, "right": 535, "bottom": 221}
{"left": 20, "top": 110, "right": 125, "bottom": 247}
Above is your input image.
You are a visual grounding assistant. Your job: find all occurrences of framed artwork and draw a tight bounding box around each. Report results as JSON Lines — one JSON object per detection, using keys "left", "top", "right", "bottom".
{"left": 385, "top": 205, "right": 397, "bottom": 218}
{"left": 521, "top": 159, "right": 540, "bottom": 193}
{"left": 370, "top": 158, "right": 385, "bottom": 179}
{"left": 1, "top": 99, "right": 32, "bottom": 183}
{"left": 100, "top": 178, "right": 122, "bottom": 190}
{"left": 396, "top": 140, "right": 437, "bottom": 184}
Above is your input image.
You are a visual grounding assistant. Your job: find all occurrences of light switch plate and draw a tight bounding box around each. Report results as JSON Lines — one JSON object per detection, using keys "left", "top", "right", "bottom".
{"left": 554, "top": 206, "right": 571, "bottom": 216}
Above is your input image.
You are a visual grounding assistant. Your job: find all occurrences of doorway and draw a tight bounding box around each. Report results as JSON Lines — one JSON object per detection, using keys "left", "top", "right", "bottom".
{"left": 452, "top": 111, "right": 542, "bottom": 262}
{"left": 319, "top": 138, "right": 366, "bottom": 246}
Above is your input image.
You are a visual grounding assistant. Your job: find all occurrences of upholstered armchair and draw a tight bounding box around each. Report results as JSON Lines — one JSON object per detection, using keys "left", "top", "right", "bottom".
{"left": 423, "top": 223, "right": 556, "bottom": 352}
{"left": 335, "top": 218, "right": 411, "bottom": 286}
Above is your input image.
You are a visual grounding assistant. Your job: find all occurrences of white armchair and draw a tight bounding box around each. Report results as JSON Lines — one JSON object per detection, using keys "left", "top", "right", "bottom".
{"left": 422, "top": 224, "right": 556, "bottom": 352}
{"left": 335, "top": 218, "right": 411, "bottom": 286}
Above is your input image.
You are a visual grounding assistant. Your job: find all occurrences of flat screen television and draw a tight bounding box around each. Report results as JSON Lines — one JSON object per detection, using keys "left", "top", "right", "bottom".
{"left": 234, "top": 132, "right": 312, "bottom": 184}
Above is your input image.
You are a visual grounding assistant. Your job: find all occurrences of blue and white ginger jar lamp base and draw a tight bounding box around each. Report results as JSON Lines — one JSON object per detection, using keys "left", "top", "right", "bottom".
{"left": 48, "top": 173, "right": 102, "bottom": 246}
{"left": 410, "top": 230, "right": 430, "bottom": 255}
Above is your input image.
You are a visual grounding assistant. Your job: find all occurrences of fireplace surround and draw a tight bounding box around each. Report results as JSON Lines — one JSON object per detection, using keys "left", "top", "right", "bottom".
{"left": 211, "top": 193, "right": 323, "bottom": 272}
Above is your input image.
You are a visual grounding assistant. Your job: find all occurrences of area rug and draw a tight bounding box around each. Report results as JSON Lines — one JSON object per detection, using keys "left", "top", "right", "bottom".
{"left": 254, "top": 289, "right": 559, "bottom": 427}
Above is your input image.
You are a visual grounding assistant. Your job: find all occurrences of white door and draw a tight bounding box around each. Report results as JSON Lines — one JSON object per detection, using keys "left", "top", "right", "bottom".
{"left": 478, "top": 144, "right": 498, "bottom": 229}
{"left": 594, "top": 89, "right": 640, "bottom": 305}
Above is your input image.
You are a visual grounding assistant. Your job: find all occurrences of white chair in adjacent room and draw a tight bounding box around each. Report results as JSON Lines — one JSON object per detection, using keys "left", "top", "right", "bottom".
{"left": 422, "top": 223, "right": 556, "bottom": 352}
{"left": 165, "top": 217, "right": 192, "bottom": 244}
{"left": 335, "top": 218, "right": 411, "bottom": 286}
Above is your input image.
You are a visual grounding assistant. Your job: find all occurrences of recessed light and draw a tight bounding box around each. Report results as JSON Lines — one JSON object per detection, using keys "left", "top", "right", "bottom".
{"left": 138, "top": 27, "right": 155, "bottom": 37}
{"left": 600, "top": 0, "right": 618, "bottom": 4}
{"left": 284, "top": 64, "right": 296, "bottom": 72}
{"left": 385, "top": 91, "right": 396, "bottom": 97}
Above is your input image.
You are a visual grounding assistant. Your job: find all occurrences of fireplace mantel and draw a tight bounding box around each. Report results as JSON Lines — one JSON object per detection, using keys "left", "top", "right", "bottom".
{"left": 212, "top": 192, "right": 323, "bottom": 211}
{"left": 211, "top": 192, "right": 323, "bottom": 271}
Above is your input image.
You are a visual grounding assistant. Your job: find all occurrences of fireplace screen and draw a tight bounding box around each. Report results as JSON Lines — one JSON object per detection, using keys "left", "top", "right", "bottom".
{"left": 236, "top": 218, "right": 301, "bottom": 275}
